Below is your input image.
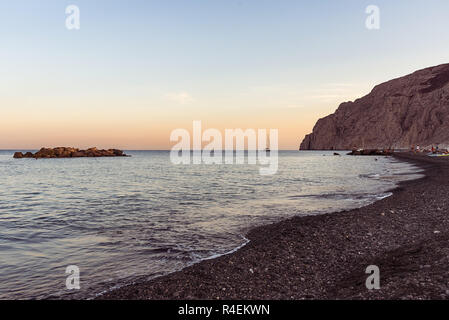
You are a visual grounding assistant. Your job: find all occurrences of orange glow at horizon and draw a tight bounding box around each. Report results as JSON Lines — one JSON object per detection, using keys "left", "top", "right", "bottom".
{"left": 1, "top": 94, "right": 336, "bottom": 150}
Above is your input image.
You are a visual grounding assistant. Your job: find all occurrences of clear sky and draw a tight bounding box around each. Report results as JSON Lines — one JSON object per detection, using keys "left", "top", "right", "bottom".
{"left": 1, "top": 0, "right": 449, "bottom": 149}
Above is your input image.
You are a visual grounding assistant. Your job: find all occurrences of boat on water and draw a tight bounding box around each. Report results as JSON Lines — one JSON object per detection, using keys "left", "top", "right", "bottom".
{"left": 265, "top": 133, "right": 270, "bottom": 153}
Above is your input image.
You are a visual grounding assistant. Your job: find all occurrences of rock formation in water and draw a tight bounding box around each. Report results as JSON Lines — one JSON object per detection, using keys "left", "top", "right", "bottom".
{"left": 13, "top": 147, "right": 127, "bottom": 159}
{"left": 300, "top": 63, "right": 449, "bottom": 150}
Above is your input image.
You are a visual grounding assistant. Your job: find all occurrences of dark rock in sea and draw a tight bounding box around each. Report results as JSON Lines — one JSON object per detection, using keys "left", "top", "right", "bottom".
{"left": 333, "top": 152, "right": 340, "bottom": 156}
{"left": 71, "top": 151, "right": 86, "bottom": 158}
{"left": 13, "top": 147, "right": 128, "bottom": 159}
{"left": 300, "top": 63, "right": 449, "bottom": 150}
{"left": 347, "top": 149, "right": 393, "bottom": 156}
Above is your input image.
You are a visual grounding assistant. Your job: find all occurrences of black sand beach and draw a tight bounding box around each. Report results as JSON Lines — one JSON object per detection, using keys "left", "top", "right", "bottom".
{"left": 98, "top": 153, "right": 449, "bottom": 300}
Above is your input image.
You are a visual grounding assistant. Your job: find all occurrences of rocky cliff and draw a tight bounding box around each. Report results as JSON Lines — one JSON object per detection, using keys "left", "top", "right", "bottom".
{"left": 300, "top": 63, "right": 449, "bottom": 150}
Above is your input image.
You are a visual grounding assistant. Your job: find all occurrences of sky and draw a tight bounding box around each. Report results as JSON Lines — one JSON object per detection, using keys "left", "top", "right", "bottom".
{"left": 1, "top": 0, "right": 449, "bottom": 150}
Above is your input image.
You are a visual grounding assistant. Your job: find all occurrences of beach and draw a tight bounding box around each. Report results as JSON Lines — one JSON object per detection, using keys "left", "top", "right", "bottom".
{"left": 98, "top": 153, "right": 449, "bottom": 300}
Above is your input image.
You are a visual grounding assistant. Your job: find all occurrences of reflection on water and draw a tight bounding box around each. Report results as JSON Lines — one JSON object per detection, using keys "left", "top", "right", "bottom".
{"left": 0, "top": 150, "right": 423, "bottom": 299}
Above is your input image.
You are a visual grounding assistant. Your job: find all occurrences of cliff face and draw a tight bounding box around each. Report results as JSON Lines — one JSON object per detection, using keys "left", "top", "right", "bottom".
{"left": 300, "top": 64, "right": 449, "bottom": 150}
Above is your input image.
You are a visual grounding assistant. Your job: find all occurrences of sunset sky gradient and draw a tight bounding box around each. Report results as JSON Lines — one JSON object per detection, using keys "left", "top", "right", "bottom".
{"left": 1, "top": 0, "right": 449, "bottom": 149}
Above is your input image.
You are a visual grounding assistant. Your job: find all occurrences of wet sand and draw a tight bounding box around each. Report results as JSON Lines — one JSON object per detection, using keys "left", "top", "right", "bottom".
{"left": 98, "top": 153, "right": 449, "bottom": 300}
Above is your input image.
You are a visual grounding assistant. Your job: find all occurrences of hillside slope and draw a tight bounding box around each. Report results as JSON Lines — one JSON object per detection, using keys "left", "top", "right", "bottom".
{"left": 300, "top": 64, "right": 449, "bottom": 150}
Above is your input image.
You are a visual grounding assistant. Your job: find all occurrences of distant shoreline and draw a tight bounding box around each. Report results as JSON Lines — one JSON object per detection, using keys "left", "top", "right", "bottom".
{"left": 98, "top": 153, "right": 449, "bottom": 300}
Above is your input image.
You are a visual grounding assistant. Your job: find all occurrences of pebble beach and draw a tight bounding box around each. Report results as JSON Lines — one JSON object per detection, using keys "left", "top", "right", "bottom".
{"left": 98, "top": 153, "right": 449, "bottom": 300}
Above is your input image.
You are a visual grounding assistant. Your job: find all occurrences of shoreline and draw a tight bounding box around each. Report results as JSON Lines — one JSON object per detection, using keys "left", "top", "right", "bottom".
{"left": 98, "top": 153, "right": 449, "bottom": 300}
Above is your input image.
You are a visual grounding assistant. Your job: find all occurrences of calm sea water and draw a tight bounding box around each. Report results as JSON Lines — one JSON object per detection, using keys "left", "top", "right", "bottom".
{"left": 0, "top": 150, "right": 423, "bottom": 299}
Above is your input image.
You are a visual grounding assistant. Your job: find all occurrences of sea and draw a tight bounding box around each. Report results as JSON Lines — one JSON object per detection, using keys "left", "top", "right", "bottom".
{"left": 0, "top": 150, "right": 424, "bottom": 299}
